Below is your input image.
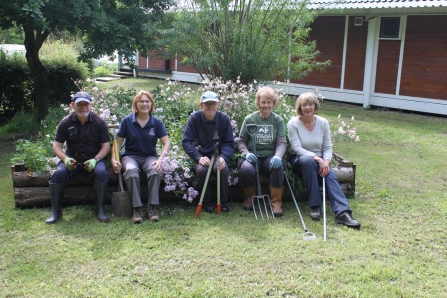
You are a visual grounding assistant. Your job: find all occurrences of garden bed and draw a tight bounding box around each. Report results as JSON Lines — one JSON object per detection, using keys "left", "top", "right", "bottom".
{"left": 11, "top": 153, "right": 355, "bottom": 208}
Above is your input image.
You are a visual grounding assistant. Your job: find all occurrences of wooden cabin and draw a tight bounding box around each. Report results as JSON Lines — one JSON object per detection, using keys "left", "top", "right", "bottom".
{"left": 136, "top": 0, "right": 447, "bottom": 116}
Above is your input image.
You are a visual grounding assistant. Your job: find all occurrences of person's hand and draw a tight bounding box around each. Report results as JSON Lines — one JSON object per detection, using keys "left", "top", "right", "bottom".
{"left": 217, "top": 157, "right": 226, "bottom": 171}
{"left": 245, "top": 153, "right": 257, "bottom": 163}
{"left": 318, "top": 158, "right": 330, "bottom": 177}
{"left": 112, "top": 160, "right": 122, "bottom": 174}
{"left": 64, "top": 157, "right": 76, "bottom": 170}
{"left": 197, "top": 156, "right": 211, "bottom": 166}
{"left": 270, "top": 156, "right": 282, "bottom": 169}
{"left": 152, "top": 159, "right": 163, "bottom": 172}
{"left": 84, "top": 159, "right": 97, "bottom": 172}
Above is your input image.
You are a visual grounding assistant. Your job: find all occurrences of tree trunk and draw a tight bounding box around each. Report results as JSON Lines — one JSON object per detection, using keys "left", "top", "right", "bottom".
{"left": 23, "top": 26, "right": 50, "bottom": 121}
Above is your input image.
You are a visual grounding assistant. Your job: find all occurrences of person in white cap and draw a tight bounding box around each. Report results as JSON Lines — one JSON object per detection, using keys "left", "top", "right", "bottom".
{"left": 46, "top": 91, "right": 111, "bottom": 224}
{"left": 182, "top": 91, "right": 235, "bottom": 213}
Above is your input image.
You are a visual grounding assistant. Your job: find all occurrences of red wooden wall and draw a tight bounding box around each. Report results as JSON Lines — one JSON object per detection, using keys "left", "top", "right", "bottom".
{"left": 344, "top": 16, "right": 368, "bottom": 91}
{"left": 375, "top": 40, "right": 401, "bottom": 94}
{"left": 291, "top": 16, "right": 345, "bottom": 88}
{"left": 400, "top": 15, "right": 447, "bottom": 100}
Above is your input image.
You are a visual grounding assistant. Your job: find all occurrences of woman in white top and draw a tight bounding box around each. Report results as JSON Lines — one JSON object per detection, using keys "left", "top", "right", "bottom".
{"left": 287, "top": 92, "right": 360, "bottom": 228}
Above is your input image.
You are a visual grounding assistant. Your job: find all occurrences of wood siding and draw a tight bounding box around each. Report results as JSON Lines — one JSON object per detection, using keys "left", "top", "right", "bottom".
{"left": 291, "top": 16, "right": 345, "bottom": 88}
{"left": 400, "top": 15, "right": 447, "bottom": 100}
{"left": 375, "top": 40, "right": 401, "bottom": 94}
{"left": 344, "top": 16, "right": 368, "bottom": 91}
{"left": 138, "top": 55, "right": 148, "bottom": 69}
{"left": 176, "top": 58, "right": 198, "bottom": 73}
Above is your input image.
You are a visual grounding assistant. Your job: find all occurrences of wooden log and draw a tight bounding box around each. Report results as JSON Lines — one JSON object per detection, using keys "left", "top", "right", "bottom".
{"left": 12, "top": 151, "right": 356, "bottom": 208}
{"left": 14, "top": 185, "right": 180, "bottom": 208}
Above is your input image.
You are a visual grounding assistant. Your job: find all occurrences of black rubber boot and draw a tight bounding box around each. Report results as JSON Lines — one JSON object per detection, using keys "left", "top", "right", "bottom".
{"left": 94, "top": 180, "right": 110, "bottom": 223}
{"left": 45, "top": 183, "right": 65, "bottom": 224}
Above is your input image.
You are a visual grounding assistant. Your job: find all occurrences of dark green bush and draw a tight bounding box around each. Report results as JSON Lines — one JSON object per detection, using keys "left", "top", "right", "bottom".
{"left": 0, "top": 42, "right": 89, "bottom": 123}
{"left": 0, "top": 50, "right": 34, "bottom": 123}
{"left": 41, "top": 41, "right": 90, "bottom": 107}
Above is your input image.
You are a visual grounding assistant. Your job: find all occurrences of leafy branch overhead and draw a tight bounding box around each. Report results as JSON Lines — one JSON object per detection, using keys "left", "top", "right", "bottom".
{"left": 161, "top": 0, "right": 330, "bottom": 83}
{"left": 0, "top": 0, "right": 172, "bottom": 121}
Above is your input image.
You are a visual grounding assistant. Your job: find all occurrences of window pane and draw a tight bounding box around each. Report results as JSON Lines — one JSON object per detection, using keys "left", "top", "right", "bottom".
{"left": 380, "top": 17, "right": 401, "bottom": 39}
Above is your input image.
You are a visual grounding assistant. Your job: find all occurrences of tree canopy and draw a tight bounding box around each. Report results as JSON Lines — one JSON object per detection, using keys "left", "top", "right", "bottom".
{"left": 0, "top": 0, "right": 171, "bottom": 120}
{"left": 161, "top": 0, "right": 330, "bottom": 84}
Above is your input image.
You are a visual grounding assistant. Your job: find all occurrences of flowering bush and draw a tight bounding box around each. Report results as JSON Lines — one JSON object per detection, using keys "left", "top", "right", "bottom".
{"left": 11, "top": 77, "right": 300, "bottom": 202}
{"left": 331, "top": 114, "right": 360, "bottom": 144}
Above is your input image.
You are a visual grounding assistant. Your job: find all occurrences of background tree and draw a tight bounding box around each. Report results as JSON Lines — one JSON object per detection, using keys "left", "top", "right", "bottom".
{"left": 161, "top": 0, "right": 330, "bottom": 84}
{"left": 0, "top": 0, "right": 171, "bottom": 121}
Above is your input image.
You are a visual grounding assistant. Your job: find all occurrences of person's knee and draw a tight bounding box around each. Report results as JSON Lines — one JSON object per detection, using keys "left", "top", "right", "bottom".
{"left": 94, "top": 168, "right": 108, "bottom": 182}
{"left": 123, "top": 168, "right": 139, "bottom": 180}
{"left": 50, "top": 169, "right": 68, "bottom": 184}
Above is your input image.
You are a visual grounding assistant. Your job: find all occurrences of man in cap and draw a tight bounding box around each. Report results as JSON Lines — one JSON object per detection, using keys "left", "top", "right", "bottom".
{"left": 182, "top": 91, "right": 235, "bottom": 213}
{"left": 46, "top": 91, "right": 111, "bottom": 224}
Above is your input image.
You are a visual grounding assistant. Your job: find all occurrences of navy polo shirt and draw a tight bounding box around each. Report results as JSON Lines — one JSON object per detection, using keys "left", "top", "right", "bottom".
{"left": 182, "top": 110, "right": 234, "bottom": 162}
{"left": 54, "top": 112, "right": 110, "bottom": 159}
{"left": 118, "top": 113, "right": 167, "bottom": 157}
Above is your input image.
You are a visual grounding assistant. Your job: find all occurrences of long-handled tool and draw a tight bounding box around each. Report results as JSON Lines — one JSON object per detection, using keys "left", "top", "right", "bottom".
{"left": 111, "top": 139, "right": 132, "bottom": 217}
{"left": 216, "top": 148, "right": 221, "bottom": 215}
{"left": 323, "top": 176, "right": 327, "bottom": 241}
{"left": 246, "top": 124, "right": 274, "bottom": 220}
{"left": 195, "top": 142, "right": 219, "bottom": 218}
{"left": 285, "top": 174, "right": 316, "bottom": 240}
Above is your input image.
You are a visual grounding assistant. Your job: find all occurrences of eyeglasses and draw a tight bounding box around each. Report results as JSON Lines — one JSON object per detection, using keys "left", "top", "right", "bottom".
{"left": 301, "top": 103, "right": 315, "bottom": 108}
{"left": 138, "top": 100, "right": 151, "bottom": 105}
{"left": 204, "top": 102, "right": 218, "bottom": 107}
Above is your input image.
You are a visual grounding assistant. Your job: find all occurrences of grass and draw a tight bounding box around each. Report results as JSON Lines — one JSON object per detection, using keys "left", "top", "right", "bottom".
{"left": 96, "top": 77, "right": 164, "bottom": 92}
{"left": 1, "top": 78, "right": 447, "bottom": 297}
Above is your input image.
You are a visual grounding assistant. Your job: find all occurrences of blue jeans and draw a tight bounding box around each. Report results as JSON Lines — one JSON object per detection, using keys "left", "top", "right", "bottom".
{"left": 288, "top": 155, "right": 351, "bottom": 217}
{"left": 51, "top": 158, "right": 108, "bottom": 183}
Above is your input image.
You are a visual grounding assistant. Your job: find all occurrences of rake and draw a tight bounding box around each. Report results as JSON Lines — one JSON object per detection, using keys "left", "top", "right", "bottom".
{"left": 285, "top": 174, "right": 316, "bottom": 240}
{"left": 246, "top": 124, "right": 275, "bottom": 220}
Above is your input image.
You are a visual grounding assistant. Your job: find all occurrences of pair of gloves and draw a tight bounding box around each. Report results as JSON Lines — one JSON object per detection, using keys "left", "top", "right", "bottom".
{"left": 64, "top": 157, "right": 97, "bottom": 172}
{"left": 245, "top": 153, "right": 282, "bottom": 169}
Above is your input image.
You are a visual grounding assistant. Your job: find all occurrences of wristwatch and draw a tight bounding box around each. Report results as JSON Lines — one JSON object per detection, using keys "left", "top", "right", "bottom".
{"left": 95, "top": 158, "right": 100, "bottom": 163}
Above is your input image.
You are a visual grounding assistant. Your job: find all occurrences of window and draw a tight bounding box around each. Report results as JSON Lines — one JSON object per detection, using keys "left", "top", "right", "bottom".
{"left": 379, "top": 17, "right": 401, "bottom": 39}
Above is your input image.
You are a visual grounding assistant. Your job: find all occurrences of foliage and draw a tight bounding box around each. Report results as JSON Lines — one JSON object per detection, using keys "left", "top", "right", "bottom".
{"left": 0, "top": 22, "right": 24, "bottom": 44}
{"left": 0, "top": 0, "right": 172, "bottom": 121}
{"left": 11, "top": 137, "right": 56, "bottom": 174}
{"left": 331, "top": 114, "right": 360, "bottom": 144}
{"left": 0, "top": 50, "right": 34, "bottom": 122}
{"left": 4, "top": 111, "right": 37, "bottom": 134}
{"left": 161, "top": 0, "right": 330, "bottom": 84}
{"left": 0, "top": 42, "right": 90, "bottom": 122}
{"left": 41, "top": 41, "right": 90, "bottom": 107}
{"left": 93, "top": 62, "right": 118, "bottom": 78}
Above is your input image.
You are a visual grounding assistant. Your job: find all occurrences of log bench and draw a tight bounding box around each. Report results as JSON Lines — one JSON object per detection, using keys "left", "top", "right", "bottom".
{"left": 11, "top": 153, "right": 355, "bottom": 208}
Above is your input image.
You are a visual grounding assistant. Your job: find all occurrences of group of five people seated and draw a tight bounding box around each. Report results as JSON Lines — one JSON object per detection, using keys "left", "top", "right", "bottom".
{"left": 45, "top": 87, "right": 360, "bottom": 229}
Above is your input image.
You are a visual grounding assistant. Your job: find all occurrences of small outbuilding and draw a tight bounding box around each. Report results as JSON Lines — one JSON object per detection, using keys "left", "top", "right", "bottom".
{"left": 136, "top": 0, "right": 447, "bottom": 115}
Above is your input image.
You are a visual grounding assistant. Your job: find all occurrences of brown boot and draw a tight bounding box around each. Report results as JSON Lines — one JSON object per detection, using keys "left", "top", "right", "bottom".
{"left": 243, "top": 187, "right": 256, "bottom": 210}
{"left": 270, "top": 186, "right": 283, "bottom": 217}
{"left": 132, "top": 207, "right": 144, "bottom": 224}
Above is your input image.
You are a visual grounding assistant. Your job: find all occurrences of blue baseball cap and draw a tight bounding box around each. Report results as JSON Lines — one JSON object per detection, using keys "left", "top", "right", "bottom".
{"left": 200, "top": 91, "right": 219, "bottom": 103}
{"left": 72, "top": 91, "right": 92, "bottom": 104}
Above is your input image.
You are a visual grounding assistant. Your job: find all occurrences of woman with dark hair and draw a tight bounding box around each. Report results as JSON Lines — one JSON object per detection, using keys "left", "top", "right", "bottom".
{"left": 111, "top": 91, "right": 170, "bottom": 224}
{"left": 287, "top": 92, "right": 360, "bottom": 228}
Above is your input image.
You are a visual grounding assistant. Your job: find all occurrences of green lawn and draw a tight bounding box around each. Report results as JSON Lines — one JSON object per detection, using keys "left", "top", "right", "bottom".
{"left": 1, "top": 78, "right": 446, "bottom": 297}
